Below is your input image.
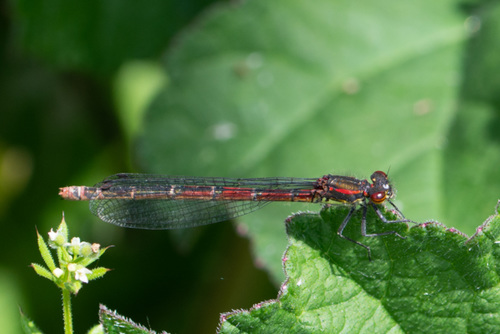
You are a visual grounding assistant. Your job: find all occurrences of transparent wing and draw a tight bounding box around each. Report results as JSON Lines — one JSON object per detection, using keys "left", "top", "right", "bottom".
{"left": 89, "top": 173, "right": 318, "bottom": 229}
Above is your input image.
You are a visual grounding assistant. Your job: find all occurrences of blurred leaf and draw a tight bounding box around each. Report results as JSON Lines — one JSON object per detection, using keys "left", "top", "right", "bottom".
{"left": 113, "top": 61, "right": 167, "bottom": 144}
{"left": 20, "top": 309, "right": 43, "bottom": 334}
{"left": 220, "top": 203, "right": 500, "bottom": 333}
{"left": 443, "top": 2, "right": 500, "bottom": 232}
{"left": 12, "top": 0, "right": 223, "bottom": 74}
{"left": 87, "top": 324, "right": 104, "bottom": 334}
{"left": 135, "top": 0, "right": 485, "bottom": 280}
{"left": 0, "top": 273, "right": 23, "bottom": 334}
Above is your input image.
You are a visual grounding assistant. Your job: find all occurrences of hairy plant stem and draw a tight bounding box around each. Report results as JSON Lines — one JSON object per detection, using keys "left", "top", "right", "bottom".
{"left": 62, "top": 289, "right": 73, "bottom": 334}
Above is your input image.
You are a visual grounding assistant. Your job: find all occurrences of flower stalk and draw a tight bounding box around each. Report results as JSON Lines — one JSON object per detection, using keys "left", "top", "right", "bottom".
{"left": 31, "top": 214, "right": 110, "bottom": 333}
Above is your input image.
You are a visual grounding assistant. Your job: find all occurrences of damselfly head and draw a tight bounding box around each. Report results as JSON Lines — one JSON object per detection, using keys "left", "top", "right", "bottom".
{"left": 368, "top": 171, "right": 394, "bottom": 204}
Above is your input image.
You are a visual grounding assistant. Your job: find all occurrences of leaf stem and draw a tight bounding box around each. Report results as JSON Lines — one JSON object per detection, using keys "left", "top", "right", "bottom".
{"left": 62, "top": 289, "right": 73, "bottom": 334}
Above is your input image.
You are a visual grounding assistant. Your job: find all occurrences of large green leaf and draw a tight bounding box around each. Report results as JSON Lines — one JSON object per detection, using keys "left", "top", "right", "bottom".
{"left": 220, "top": 203, "right": 500, "bottom": 333}
{"left": 135, "top": 0, "right": 500, "bottom": 281}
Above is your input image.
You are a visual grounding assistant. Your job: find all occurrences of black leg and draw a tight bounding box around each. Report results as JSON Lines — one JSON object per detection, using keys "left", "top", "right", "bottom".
{"left": 336, "top": 200, "right": 414, "bottom": 260}
{"left": 337, "top": 205, "right": 372, "bottom": 261}
{"left": 368, "top": 202, "right": 415, "bottom": 240}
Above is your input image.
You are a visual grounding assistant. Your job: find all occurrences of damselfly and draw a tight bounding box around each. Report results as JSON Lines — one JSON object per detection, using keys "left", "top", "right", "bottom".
{"left": 59, "top": 171, "right": 412, "bottom": 257}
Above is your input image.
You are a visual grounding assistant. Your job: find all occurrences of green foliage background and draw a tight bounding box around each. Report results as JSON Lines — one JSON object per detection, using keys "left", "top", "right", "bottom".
{"left": 1, "top": 0, "right": 500, "bottom": 333}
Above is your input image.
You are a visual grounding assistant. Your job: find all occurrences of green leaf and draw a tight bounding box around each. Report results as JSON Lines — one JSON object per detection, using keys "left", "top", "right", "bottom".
{"left": 87, "top": 267, "right": 110, "bottom": 281}
{"left": 58, "top": 215, "right": 69, "bottom": 243}
{"left": 19, "top": 309, "right": 43, "bottom": 334}
{"left": 56, "top": 217, "right": 71, "bottom": 265}
{"left": 30, "top": 263, "right": 53, "bottom": 282}
{"left": 99, "top": 305, "right": 161, "bottom": 334}
{"left": 78, "top": 245, "right": 112, "bottom": 267}
{"left": 36, "top": 231, "right": 56, "bottom": 272}
{"left": 133, "top": 0, "right": 500, "bottom": 282}
{"left": 220, "top": 203, "right": 500, "bottom": 333}
{"left": 113, "top": 61, "right": 167, "bottom": 143}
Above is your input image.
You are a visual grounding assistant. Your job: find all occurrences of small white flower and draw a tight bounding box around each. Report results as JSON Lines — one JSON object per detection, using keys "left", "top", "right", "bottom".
{"left": 67, "top": 263, "right": 77, "bottom": 272}
{"left": 65, "top": 237, "right": 83, "bottom": 255}
{"left": 48, "top": 229, "right": 58, "bottom": 241}
{"left": 75, "top": 268, "right": 92, "bottom": 283}
{"left": 48, "top": 228, "right": 66, "bottom": 247}
{"left": 69, "top": 237, "right": 82, "bottom": 247}
{"left": 53, "top": 268, "right": 64, "bottom": 278}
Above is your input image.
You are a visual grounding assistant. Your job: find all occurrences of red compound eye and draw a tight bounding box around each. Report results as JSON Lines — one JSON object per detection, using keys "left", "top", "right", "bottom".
{"left": 370, "top": 191, "right": 386, "bottom": 204}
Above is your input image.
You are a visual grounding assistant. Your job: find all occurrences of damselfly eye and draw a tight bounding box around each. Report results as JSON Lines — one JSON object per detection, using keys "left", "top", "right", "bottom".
{"left": 371, "top": 170, "right": 387, "bottom": 182}
{"left": 371, "top": 191, "right": 386, "bottom": 204}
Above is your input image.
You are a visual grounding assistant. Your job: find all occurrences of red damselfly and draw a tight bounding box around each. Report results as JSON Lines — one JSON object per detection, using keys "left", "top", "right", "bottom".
{"left": 59, "top": 171, "right": 412, "bottom": 258}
